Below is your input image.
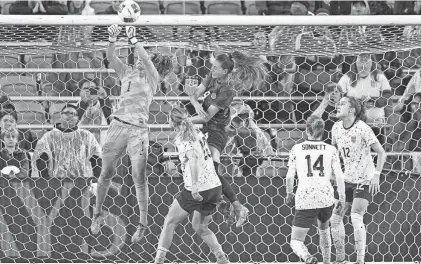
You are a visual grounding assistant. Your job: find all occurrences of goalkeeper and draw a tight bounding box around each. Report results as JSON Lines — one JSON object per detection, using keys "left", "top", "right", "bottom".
{"left": 91, "top": 24, "right": 174, "bottom": 243}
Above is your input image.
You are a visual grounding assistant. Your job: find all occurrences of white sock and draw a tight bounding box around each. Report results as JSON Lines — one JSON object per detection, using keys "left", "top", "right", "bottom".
{"left": 351, "top": 213, "right": 366, "bottom": 263}
{"left": 211, "top": 246, "right": 229, "bottom": 264}
{"left": 154, "top": 247, "right": 168, "bottom": 264}
{"left": 290, "top": 239, "right": 311, "bottom": 261}
{"left": 330, "top": 214, "right": 346, "bottom": 262}
{"left": 319, "top": 228, "right": 332, "bottom": 264}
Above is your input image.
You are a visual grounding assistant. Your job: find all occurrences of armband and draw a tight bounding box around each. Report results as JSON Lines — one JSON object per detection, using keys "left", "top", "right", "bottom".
{"left": 109, "top": 36, "right": 117, "bottom": 43}
{"left": 286, "top": 185, "right": 293, "bottom": 195}
{"left": 129, "top": 37, "right": 139, "bottom": 45}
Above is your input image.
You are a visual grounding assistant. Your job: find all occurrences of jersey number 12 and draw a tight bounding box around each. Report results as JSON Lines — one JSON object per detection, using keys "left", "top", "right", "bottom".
{"left": 305, "top": 155, "right": 325, "bottom": 177}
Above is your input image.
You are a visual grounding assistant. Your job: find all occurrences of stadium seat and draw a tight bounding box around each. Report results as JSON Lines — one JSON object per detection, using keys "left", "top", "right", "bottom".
{"left": 0, "top": 55, "right": 22, "bottom": 69}
{"left": 90, "top": 0, "right": 111, "bottom": 14}
{"left": 0, "top": 75, "right": 37, "bottom": 96}
{"left": 14, "top": 101, "right": 46, "bottom": 125}
{"left": 41, "top": 83, "right": 59, "bottom": 96}
{"left": 163, "top": 1, "right": 201, "bottom": 14}
{"left": 244, "top": 1, "right": 258, "bottom": 15}
{"left": 134, "top": 1, "right": 162, "bottom": 14}
{"left": 25, "top": 55, "right": 53, "bottom": 69}
{"left": 1, "top": 1, "right": 15, "bottom": 14}
{"left": 204, "top": 0, "right": 243, "bottom": 15}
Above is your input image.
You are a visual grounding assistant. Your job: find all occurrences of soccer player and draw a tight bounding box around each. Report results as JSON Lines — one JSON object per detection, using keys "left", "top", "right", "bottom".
{"left": 331, "top": 96, "right": 386, "bottom": 264}
{"left": 154, "top": 106, "right": 228, "bottom": 264}
{"left": 91, "top": 25, "right": 174, "bottom": 243}
{"left": 189, "top": 50, "right": 266, "bottom": 226}
{"left": 286, "top": 115, "right": 346, "bottom": 264}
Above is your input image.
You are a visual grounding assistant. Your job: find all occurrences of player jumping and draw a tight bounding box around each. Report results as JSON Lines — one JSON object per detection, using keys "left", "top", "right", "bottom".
{"left": 286, "top": 115, "right": 346, "bottom": 264}
{"left": 331, "top": 96, "right": 386, "bottom": 264}
{"left": 154, "top": 106, "right": 229, "bottom": 264}
{"left": 91, "top": 24, "right": 173, "bottom": 243}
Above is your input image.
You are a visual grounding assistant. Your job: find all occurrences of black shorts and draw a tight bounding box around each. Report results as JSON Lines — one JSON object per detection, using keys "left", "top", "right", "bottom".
{"left": 202, "top": 124, "right": 228, "bottom": 154}
{"left": 176, "top": 186, "right": 222, "bottom": 216}
{"left": 334, "top": 182, "right": 372, "bottom": 203}
{"left": 293, "top": 205, "right": 334, "bottom": 228}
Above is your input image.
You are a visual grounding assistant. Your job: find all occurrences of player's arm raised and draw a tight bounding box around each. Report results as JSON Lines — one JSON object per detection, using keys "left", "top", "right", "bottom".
{"left": 186, "top": 148, "right": 203, "bottom": 201}
{"left": 285, "top": 146, "right": 297, "bottom": 204}
{"left": 190, "top": 82, "right": 208, "bottom": 117}
{"left": 107, "top": 24, "right": 127, "bottom": 79}
{"left": 125, "top": 26, "right": 160, "bottom": 93}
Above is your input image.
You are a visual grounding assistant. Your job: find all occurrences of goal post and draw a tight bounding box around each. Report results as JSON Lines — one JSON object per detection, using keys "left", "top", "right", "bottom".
{"left": 0, "top": 14, "right": 420, "bottom": 263}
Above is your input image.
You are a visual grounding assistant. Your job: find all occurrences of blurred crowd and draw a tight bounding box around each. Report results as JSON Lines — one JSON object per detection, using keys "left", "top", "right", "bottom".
{"left": 0, "top": 0, "right": 420, "bottom": 179}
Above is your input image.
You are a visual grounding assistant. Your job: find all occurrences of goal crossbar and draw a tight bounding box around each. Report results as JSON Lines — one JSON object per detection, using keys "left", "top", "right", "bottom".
{"left": 1, "top": 15, "right": 421, "bottom": 26}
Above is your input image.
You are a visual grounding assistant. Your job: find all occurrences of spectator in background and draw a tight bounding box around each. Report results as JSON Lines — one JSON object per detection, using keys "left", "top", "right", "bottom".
{"left": 97, "top": 0, "right": 122, "bottom": 14}
{"left": 0, "top": 128, "right": 30, "bottom": 178}
{"left": 329, "top": 1, "right": 351, "bottom": 15}
{"left": 396, "top": 68, "right": 421, "bottom": 112}
{"left": 9, "top": 0, "right": 68, "bottom": 15}
{"left": 337, "top": 53, "right": 392, "bottom": 144}
{"left": 33, "top": 104, "right": 102, "bottom": 178}
{"left": 255, "top": 0, "right": 291, "bottom": 15}
{"left": 224, "top": 102, "right": 274, "bottom": 177}
{"left": 77, "top": 79, "right": 112, "bottom": 142}
{"left": 0, "top": 111, "right": 37, "bottom": 152}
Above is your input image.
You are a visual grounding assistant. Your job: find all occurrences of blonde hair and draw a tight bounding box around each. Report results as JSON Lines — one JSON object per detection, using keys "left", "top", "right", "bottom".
{"left": 306, "top": 115, "right": 325, "bottom": 139}
{"left": 170, "top": 106, "right": 197, "bottom": 142}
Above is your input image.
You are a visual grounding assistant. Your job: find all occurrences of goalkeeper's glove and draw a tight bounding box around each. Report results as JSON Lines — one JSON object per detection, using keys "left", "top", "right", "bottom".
{"left": 126, "top": 26, "right": 138, "bottom": 45}
{"left": 108, "top": 24, "right": 121, "bottom": 43}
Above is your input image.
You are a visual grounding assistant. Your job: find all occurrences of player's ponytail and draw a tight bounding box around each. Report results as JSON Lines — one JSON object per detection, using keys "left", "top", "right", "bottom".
{"left": 151, "top": 52, "right": 174, "bottom": 80}
{"left": 345, "top": 96, "right": 367, "bottom": 122}
{"left": 170, "top": 106, "right": 197, "bottom": 143}
{"left": 229, "top": 50, "right": 268, "bottom": 93}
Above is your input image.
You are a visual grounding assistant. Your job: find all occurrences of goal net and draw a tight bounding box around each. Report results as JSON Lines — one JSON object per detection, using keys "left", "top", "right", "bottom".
{"left": 0, "top": 15, "right": 420, "bottom": 263}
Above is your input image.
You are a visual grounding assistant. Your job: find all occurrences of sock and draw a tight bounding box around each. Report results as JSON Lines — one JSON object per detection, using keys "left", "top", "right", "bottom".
{"left": 319, "top": 228, "right": 332, "bottom": 264}
{"left": 214, "top": 161, "right": 238, "bottom": 203}
{"left": 330, "top": 214, "right": 346, "bottom": 262}
{"left": 211, "top": 246, "right": 229, "bottom": 264}
{"left": 154, "top": 247, "right": 168, "bottom": 264}
{"left": 290, "top": 239, "right": 311, "bottom": 261}
{"left": 133, "top": 176, "right": 149, "bottom": 227}
{"left": 351, "top": 213, "right": 366, "bottom": 263}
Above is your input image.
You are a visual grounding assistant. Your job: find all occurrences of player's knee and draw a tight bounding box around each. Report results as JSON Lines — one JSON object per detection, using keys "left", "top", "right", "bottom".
{"left": 192, "top": 222, "right": 208, "bottom": 236}
{"left": 350, "top": 212, "right": 364, "bottom": 226}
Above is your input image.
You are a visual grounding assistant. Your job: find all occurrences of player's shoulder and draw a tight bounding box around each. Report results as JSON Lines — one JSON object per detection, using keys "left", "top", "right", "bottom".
{"left": 355, "top": 120, "right": 371, "bottom": 131}
{"left": 332, "top": 121, "right": 343, "bottom": 130}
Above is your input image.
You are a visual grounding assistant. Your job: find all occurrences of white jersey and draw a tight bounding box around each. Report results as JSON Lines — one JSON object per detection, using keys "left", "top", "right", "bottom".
{"left": 332, "top": 120, "right": 379, "bottom": 184}
{"left": 286, "top": 140, "right": 343, "bottom": 210}
{"left": 175, "top": 130, "right": 221, "bottom": 192}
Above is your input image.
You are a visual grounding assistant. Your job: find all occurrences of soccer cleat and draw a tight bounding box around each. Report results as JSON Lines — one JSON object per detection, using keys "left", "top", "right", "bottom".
{"left": 216, "top": 254, "right": 230, "bottom": 264}
{"left": 305, "top": 256, "right": 318, "bottom": 264}
{"left": 235, "top": 205, "right": 249, "bottom": 227}
{"left": 91, "top": 213, "right": 104, "bottom": 235}
{"left": 132, "top": 224, "right": 148, "bottom": 243}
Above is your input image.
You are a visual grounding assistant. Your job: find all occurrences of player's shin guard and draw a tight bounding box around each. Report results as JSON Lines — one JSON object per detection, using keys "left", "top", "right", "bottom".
{"left": 133, "top": 177, "right": 149, "bottom": 227}
{"left": 211, "top": 246, "right": 230, "bottom": 264}
{"left": 95, "top": 176, "right": 112, "bottom": 214}
{"left": 290, "top": 239, "right": 311, "bottom": 262}
{"left": 351, "top": 213, "right": 366, "bottom": 263}
{"left": 214, "top": 161, "right": 238, "bottom": 203}
{"left": 154, "top": 247, "right": 169, "bottom": 264}
{"left": 319, "top": 228, "right": 332, "bottom": 264}
{"left": 330, "top": 214, "right": 346, "bottom": 262}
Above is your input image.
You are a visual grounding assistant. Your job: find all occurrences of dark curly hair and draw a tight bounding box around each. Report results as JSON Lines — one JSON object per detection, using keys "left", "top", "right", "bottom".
{"left": 151, "top": 52, "right": 174, "bottom": 80}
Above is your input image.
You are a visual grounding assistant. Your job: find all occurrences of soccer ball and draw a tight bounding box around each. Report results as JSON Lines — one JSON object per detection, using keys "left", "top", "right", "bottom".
{"left": 118, "top": 0, "right": 141, "bottom": 23}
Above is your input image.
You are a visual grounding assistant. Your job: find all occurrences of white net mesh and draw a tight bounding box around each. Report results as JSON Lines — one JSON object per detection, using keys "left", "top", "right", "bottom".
{"left": 0, "top": 15, "right": 419, "bottom": 263}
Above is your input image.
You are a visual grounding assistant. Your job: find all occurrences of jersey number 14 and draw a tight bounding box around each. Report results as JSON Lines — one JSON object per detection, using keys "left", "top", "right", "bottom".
{"left": 305, "top": 155, "right": 325, "bottom": 177}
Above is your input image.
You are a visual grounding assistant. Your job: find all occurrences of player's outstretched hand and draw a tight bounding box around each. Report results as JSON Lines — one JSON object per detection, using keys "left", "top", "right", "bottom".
{"left": 192, "top": 188, "right": 203, "bottom": 202}
{"left": 369, "top": 173, "right": 380, "bottom": 195}
{"left": 336, "top": 199, "right": 347, "bottom": 215}
{"left": 108, "top": 24, "right": 121, "bottom": 38}
{"left": 285, "top": 193, "right": 295, "bottom": 204}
